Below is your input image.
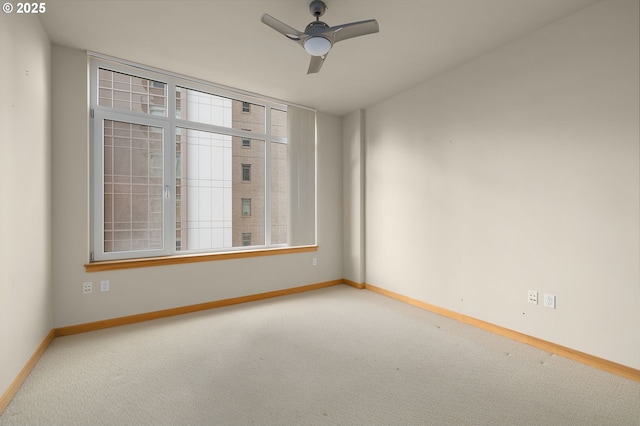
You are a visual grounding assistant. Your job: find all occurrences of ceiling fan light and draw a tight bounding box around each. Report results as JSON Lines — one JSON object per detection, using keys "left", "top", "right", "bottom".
{"left": 304, "top": 36, "right": 331, "bottom": 56}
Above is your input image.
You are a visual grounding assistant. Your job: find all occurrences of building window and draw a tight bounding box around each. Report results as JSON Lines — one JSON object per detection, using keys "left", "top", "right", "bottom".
{"left": 241, "top": 198, "right": 251, "bottom": 217}
{"left": 242, "top": 164, "right": 251, "bottom": 182}
{"left": 90, "top": 56, "right": 315, "bottom": 262}
{"left": 242, "top": 233, "right": 251, "bottom": 246}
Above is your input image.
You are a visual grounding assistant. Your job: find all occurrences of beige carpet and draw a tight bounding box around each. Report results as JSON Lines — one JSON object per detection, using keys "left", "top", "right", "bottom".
{"left": 1, "top": 285, "right": 639, "bottom": 425}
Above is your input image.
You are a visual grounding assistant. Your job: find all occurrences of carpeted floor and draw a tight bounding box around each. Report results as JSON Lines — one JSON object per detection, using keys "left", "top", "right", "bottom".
{"left": 1, "top": 285, "right": 639, "bottom": 425}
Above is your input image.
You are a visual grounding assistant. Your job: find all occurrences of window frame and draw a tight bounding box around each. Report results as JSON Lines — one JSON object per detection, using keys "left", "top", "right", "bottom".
{"left": 92, "top": 111, "right": 173, "bottom": 259}
{"left": 89, "top": 57, "right": 291, "bottom": 262}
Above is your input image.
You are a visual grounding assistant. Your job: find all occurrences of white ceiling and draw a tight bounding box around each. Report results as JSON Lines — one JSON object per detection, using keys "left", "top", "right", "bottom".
{"left": 39, "top": 0, "right": 599, "bottom": 116}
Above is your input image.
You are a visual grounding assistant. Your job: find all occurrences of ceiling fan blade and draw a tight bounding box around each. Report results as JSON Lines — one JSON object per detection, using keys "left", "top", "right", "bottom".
{"left": 330, "top": 19, "right": 379, "bottom": 43}
{"left": 307, "top": 55, "right": 327, "bottom": 74}
{"left": 261, "top": 14, "right": 303, "bottom": 41}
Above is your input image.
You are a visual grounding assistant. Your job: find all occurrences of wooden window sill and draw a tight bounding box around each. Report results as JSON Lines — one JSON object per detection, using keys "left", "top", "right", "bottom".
{"left": 85, "top": 246, "right": 318, "bottom": 272}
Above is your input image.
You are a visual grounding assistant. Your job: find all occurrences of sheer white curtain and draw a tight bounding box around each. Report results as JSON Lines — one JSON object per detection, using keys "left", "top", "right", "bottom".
{"left": 287, "top": 106, "right": 316, "bottom": 246}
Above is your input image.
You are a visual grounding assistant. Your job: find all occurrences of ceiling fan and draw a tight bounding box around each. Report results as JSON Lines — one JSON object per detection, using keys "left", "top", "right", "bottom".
{"left": 261, "top": 0, "right": 379, "bottom": 74}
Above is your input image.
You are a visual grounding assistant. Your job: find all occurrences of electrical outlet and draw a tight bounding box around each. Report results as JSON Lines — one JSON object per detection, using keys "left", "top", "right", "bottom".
{"left": 312, "top": 257, "right": 317, "bottom": 266}
{"left": 100, "top": 280, "right": 110, "bottom": 292}
{"left": 527, "top": 290, "right": 538, "bottom": 304}
{"left": 543, "top": 293, "right": 556, "bottom": 309}
{"left": 83, "top": 282, "right": 92, "bottom": 294}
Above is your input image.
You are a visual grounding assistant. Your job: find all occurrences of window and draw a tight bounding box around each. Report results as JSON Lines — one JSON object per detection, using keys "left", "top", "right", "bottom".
{"left": 101, "top": 119, "right": 165, "bottom": 253}
{"left": 241, "top": 198, "right": 251, "bottom": 217}
{"left": 98, "top": 69, "right": 167, "bottom": 116}
{"left": 241, "top": 128, "right": 252, "bottom": 148}
{"left": 241, "top": 164, "right": 251, "bottom": 182}
{"left": 90, "top": 56, "right": 316, "bottom": 262}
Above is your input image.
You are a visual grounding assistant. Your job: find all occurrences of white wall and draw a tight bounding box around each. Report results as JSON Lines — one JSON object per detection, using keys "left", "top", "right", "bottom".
{"left": 365, "top": 0, "right": 639, "bottom": 369}
{"left": 0, "top": 14, "right": 52, "bottom": 396}
{"left": 51, "top": 45, "right": 343, "bottom": 328}
{"left": 343, "top": 110, "right": 365, "bottom": 284}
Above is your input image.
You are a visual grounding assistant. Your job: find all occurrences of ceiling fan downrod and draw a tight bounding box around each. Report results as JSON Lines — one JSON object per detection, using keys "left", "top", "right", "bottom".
{"left": 309, "top": 0, "right": 327, "bottom": 21}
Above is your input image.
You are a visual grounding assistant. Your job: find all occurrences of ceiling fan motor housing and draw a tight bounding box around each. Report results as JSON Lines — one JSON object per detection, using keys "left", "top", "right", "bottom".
{"left": 305, "top": 20, "right": 330, "bottom": 35}
{"left": 309, "top": 0, "right": 327, "bottom": 19}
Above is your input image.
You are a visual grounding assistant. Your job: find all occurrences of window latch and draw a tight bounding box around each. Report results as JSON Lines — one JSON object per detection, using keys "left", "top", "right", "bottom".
{"left": 164, "top": 185, "right": 170, "bottom": 199}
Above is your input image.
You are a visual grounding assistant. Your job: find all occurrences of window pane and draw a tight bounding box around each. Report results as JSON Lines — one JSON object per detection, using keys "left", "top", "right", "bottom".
{"left": 242, "top": 164, "right": 251, "bottom": 182}
{"left": 176, "top": 131, "right": 267, "bottom": 251}
{"left": 176, "top": 127, "right": 233, "bottom": 251}
{"left": 234, "top": 138, "right": 265, "bottom": 246}
{"left": 176, "top": 87, "right": 265, "bottom": 133}
{"left": 234, "top": 100, "right": 265, "bottom": 133}
{"left": 271, "top": 108, "right": 287, "bottom": 139}
{"left": 103, "top": 120, "right": 164, "bottom": 253}
{"left": 241, "top": 199, "right": 251, "bottom": 216}
{"left": 270, "top": 141, "right": 288, "bottom": 244}
{"left": 99, "top": 69, "right": 166, "bottom": 116}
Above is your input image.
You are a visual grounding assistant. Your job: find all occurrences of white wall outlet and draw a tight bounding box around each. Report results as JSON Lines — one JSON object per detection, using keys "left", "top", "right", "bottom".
{"left": 543, "top": 293, "right": 556, "bottom": 309}
{"left": 312, "top": 257, "right": 317, "bottom": 266}
{"left": 528, "top": 290, "right": 538, "bottom": 304}
{"left": 83, "top": 282, "right": 92, "bottom": 294}
{"left": 100, "top": 280, "right": 110, "bottom": 292}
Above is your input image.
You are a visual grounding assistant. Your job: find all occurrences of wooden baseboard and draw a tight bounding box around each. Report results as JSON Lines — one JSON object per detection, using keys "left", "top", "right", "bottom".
{"left": 0, "top": 329, "right": 55, "bottom": 414}
{"left": 364, "top": 283, "right": 640, "bottom": 382}
{"left": 55, "top": 279, "right": 343, "bottom": 337}
{"left": 343, "top": 279, "right": 365, "bottom": 289}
